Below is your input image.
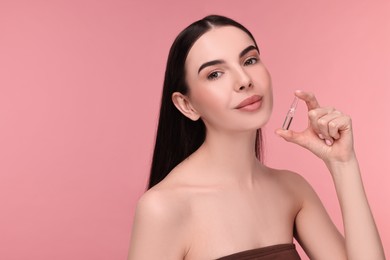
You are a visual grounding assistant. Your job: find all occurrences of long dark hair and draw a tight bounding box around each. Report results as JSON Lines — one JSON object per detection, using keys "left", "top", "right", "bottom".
{"left": 148, "top": 15, "right": 263, "bottom": 189}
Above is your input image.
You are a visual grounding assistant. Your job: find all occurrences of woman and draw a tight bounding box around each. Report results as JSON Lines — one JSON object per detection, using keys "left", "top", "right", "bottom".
{"left": 128, "top": 15, "right": 384, "bottom": 259}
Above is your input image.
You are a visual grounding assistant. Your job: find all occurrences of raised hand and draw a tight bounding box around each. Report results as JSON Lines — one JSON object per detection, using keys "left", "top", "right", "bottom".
{"left": 276, "top": 90, "right": 355, "bottom": 164}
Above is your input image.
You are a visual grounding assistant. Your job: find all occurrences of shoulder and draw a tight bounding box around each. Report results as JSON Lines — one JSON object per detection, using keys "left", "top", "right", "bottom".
{"left": 128, "top": 184, "right": 191, "bottom": 259}
{"left": 136, "top": 184, "right": 191, "bottom": 223}
{"left": 267, "top": 168, "right": 346, "bottom": 258}
{"left": 267, "top": 167, "right": 315, "bottom": 197}
{"left": 264, "top": 167, "right": 326, "bottom": 213}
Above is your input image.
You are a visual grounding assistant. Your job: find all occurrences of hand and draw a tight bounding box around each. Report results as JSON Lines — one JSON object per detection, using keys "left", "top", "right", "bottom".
{"left": 276, "top": 90, "right": 356, "bottom": 164}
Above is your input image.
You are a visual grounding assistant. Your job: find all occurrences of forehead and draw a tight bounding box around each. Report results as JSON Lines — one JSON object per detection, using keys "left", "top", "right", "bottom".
{"left": 186, "top": 26, "right": 255, "bottom": 68}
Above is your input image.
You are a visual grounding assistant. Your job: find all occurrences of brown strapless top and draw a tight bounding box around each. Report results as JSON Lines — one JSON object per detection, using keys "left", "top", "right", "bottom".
{"left": 215, "top": 243, "right": 301, "bottom": 260}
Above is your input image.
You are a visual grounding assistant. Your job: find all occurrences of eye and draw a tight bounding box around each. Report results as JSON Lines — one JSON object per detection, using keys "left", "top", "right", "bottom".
{"left": 207, "top": 71, "right": 223, "bottom": 80}
{"left": 244, "top": 57, "right": 258, "bottom": 66}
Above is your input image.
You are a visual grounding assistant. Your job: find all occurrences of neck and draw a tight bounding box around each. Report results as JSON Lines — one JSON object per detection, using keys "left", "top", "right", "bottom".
{"left": 195, "top": 129, "right": 261, "bottom": 185}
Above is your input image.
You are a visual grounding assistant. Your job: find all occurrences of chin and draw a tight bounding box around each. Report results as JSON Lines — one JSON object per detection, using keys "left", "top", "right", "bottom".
{"left": 254, "top": 107, "right": 272, "bottom": 127}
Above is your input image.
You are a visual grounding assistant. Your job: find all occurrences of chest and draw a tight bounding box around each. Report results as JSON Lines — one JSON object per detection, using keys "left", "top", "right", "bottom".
{"left": 185, "top": 186, "right": 300, "bottom": 259}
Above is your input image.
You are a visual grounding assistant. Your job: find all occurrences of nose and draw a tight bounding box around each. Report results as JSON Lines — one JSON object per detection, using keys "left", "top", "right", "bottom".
{"left": 234, "top": 67, "right": 252, "bottom": 92}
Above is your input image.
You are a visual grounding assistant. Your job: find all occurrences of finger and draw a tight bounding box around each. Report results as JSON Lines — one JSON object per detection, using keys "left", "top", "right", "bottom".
{"left": 328, "top": 115, "right": 352, "bottom": 140}
{"left": 275, "top": 128, "right": 319, "bottom": 150}
{"left": 295, "top": 90, "right": 320, "bottom": 110}
{"left": 275, "top": 129, "right": 306, "bottom": 146}
{"left": 308, "top": 107, "right": 331, "bottom": 134}
{"left": 316, "top": 109, "right": 342, "bottom": 141}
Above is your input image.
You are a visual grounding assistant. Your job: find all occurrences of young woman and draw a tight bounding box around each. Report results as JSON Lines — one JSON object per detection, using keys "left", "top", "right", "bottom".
{"left": 128, "top": 15, "right": 385, "bottom": 260}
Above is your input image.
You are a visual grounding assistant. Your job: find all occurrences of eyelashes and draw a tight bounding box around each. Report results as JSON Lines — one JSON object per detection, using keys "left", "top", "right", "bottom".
{"left": 207, "top": 71, "right": 223, "bottom": 80}
{"left": 244, "top": 57, "right": 258, "bottom": 66}
{"left": 206, "top": 56, "right": 259, "bottom": 81}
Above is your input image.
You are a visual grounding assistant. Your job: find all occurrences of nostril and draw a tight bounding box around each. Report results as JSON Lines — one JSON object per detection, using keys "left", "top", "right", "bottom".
{"left": 238, "top": 82, "right": 252, "bottom": 91}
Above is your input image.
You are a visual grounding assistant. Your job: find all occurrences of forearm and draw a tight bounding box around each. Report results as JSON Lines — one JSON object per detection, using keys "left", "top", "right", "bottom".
{"left": 276, "top": 91, "right": 385, "bottom": 258}
{"left": 326, "top": 156, "right": 385, "bottom": 260}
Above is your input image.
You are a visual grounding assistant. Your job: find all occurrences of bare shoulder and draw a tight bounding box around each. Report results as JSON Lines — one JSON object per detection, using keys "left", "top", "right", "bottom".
{"left": 267, "top": 167, "right": 346, "bottom": 259}
{"left": 136, "top": 181, "right": 191, "bottom": 223}
{"left": 128, "top": 177, "right": 192, "bottom": 259}
{"left": 264, "top": 166, "right": 327, "bottom": 213}
{"left": 267, "top": 167, "right": 316, "bottom": 198}
{"left": 136, "top": 158, "right": 198, "bottom": 215}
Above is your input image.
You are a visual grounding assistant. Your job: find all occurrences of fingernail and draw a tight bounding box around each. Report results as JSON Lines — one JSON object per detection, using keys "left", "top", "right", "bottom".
{"left": 318, "top": 134, "right": 325, "bottom": 139}
{"left": 325, "top": 139, "right": 333, "bottom": 146}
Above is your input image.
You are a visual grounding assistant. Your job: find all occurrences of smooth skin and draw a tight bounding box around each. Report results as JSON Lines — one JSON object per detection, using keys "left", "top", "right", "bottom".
{"left": 128, "top": 26, "right": 385, "bottom": 259}
{"left": 278, "top": 91, "right": 385, "bottom": 259}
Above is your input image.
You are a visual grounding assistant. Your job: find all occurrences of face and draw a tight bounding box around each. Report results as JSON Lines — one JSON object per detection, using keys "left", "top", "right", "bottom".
{"left": 183, "top": 26, "right": 273, "bottom": 133}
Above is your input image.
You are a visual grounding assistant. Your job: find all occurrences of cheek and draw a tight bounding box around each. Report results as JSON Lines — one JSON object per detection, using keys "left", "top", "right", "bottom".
{"left": 189, "top": 80, "right": 231, "bottom": 114}
{"left": 254, "top": 66, "right": 272, "bottom": 87}
{"left": 191, "top": 88, "right": 225, "bottom": 115}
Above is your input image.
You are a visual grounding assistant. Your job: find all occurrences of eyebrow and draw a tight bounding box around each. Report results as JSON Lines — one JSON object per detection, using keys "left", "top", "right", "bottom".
{"left": 197, "top": 45, "right": 259, "bottom": 74}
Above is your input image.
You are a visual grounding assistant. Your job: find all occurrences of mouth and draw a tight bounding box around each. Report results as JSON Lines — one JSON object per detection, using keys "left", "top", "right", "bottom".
{"left": 235, "top": 95, "right": 262, "bottom": 111}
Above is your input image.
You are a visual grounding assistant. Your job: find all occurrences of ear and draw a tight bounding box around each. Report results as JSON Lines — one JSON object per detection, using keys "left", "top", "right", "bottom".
{"left": 171, "top": 92, "right": 200, "bottom": 121}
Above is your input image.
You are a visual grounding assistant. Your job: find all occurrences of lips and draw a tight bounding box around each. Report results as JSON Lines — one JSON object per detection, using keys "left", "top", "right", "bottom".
{"left": 235, "top": 95, "right": 262, "bottom": 109}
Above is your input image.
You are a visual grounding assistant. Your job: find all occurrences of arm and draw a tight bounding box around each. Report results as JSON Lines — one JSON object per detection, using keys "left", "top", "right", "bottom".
{"left": 277, "top": 90, "right": 385, "bottom": 259}
{"left": 327, "top": 156, "right": 384, "bottom": 260}
{"left": 291, "top": 172, "right": 347, "bottom": 259}
{"left": 128, "top": 190, "right": 188, "bottom": 260}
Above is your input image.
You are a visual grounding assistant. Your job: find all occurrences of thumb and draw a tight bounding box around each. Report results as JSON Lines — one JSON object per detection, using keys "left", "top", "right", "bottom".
{"left": 275, "top": 128, "right": 306, "bottom": 147}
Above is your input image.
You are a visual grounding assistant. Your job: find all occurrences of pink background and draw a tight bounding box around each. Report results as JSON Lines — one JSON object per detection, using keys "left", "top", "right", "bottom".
{"left": 1, "top": 0, "right": 389, "bottom": 259}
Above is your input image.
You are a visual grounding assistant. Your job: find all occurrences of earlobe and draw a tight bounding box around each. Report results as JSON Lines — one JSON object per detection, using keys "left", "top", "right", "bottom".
{"left": 171, "top": 92, "right": 200, "bottom": 121}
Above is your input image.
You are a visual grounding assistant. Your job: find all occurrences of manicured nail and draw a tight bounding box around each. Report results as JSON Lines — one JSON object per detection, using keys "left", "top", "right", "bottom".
{"left": 318, "top": 134, "right": 325, "bottom": 139}
{"left": 325, "top": 139, "right": 333, "bottom": 146}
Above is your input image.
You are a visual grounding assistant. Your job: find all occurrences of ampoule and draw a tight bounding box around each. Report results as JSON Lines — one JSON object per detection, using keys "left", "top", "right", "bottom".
{"left": 282, "top": 97, "right": 299, "bottom": 130}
